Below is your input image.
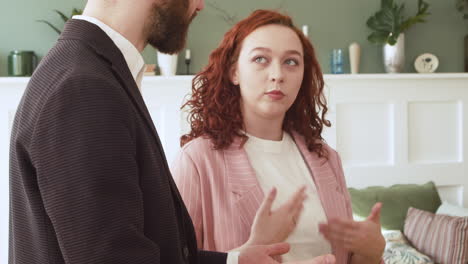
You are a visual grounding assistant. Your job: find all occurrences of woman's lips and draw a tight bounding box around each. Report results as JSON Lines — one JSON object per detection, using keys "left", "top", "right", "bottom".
{"left": 266, "top": 90, "right": 285, "bottom": 100}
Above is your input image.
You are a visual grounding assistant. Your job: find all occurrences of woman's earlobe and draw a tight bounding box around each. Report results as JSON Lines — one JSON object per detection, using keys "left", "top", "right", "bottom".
{"left": 230, "top": 67, "right": 239, "bottom": 85}
{"left": 231, "top": 75, "right": 239, "bottom": 85}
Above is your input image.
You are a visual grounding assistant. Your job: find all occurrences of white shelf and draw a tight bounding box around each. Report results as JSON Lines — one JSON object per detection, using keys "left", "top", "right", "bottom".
{"left": 324, "top": 73, "right": 468, "bottom": 80}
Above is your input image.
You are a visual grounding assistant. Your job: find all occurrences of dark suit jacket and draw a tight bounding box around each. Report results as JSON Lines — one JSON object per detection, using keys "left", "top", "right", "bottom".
{"left": 9, "top": 19, "right": 227, "bottom": 264}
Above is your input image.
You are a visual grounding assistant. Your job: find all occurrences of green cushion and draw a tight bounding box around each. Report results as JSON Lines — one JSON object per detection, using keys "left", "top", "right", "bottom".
{"left": 348, "top": 182, "right": 442, "bottom": 230}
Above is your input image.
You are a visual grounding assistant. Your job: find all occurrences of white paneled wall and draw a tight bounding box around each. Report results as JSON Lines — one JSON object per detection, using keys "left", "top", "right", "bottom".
{"left": 324, "top": 74, "right": 468, "bottom": 207}
{"left": 0, "top": 77, "right": 30, "bottom": 262}
{"left": 1, "top": 74, "right": 468, "bottom": 262}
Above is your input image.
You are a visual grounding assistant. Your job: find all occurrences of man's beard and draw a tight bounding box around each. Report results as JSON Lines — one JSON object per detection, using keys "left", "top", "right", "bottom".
{"left": 144, "top": 0, "right": 196, "bottom": 54}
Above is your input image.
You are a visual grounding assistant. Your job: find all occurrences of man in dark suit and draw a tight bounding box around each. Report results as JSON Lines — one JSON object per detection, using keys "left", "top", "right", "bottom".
{"left": 9, "top": 0, "right": 335, "bottom": 263}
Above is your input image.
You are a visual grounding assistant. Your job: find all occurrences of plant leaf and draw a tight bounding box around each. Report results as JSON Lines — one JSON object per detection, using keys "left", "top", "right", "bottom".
{"left": 54, "top": 9, "right": 69, "bottom": 23}
{"left": 381, "top": 0, "right": 393, "bottom": 9}
{"left": 367, "top": 13, "right": 392, "bottom": 32}
{"left": 36, "top": 20, "right": 62, "bottom": 35}
{"left": 367, "top": 0, "right": 429, "bottom": 44}
{"left": 368, "top": 31, "right": 390, "bottom": 44}
{"left": 72, "top": 8, "right": 83, "bottom": 16}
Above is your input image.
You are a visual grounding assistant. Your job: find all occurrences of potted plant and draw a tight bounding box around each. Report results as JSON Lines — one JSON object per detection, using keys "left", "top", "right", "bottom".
{"left": 38, "top": 8, "right": 83, "bottom": 35}
{"left": 456, "top": 0, "right": 468, "bottom": 72}
{"left": 366, "top": 0, "right": 430, "bottom": 73}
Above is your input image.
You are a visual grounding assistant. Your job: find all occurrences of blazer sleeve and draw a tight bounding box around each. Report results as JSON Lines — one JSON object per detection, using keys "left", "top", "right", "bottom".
{"left": 30, "top": 76, "right": 161, "bottom": 263}
{"left": 171, "top": 149, "right": 204, "bottom": 249}
{"left": 331, "top": 150, "right": 353, "bottom": 219}
{"left": 331, "top": 150, "right": 385, "bottom": 264}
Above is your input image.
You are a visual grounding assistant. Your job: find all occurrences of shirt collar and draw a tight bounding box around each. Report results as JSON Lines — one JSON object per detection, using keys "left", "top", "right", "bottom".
{"left": 72, "top": 15, "right": 145, "bottom": 86}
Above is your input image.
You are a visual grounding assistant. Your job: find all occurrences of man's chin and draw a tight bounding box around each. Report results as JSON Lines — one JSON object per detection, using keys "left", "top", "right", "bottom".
{"left": 149, "top": 36, "right": 187, "bottom": 54}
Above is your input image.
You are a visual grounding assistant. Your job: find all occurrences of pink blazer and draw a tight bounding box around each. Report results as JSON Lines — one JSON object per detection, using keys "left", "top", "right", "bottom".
{"left": 171, "top": 132, "right": 353, "bottom": 263}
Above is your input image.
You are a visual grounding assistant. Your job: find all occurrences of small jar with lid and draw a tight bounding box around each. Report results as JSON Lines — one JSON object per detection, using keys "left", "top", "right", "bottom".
{"left": 8, "top": 50, "right": 38, "bottom": 77}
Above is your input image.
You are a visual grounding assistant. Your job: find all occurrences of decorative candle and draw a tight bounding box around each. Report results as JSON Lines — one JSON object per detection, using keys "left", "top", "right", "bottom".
{"left": 349, "top": 42, "right": 361, "bottom": 74}
{"left": 185, "top": 49, "right": 191, "bottom": 60}
{"left": 302, "top": 25, "right": 308, "bottom": 37}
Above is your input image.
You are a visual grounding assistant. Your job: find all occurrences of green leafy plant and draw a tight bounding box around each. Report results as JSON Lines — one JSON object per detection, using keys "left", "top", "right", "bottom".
{"left": 206, "top": 1, "right": 238, "bottom": 26}
{"left": 206, "top": 0, "right": 287, "bottom": 26}
{"left": 366, "top": 0, "right": 430, "bottom": 45}
{"left": 456, "top": 0, "right": 468, "bottom": 19}
{"left": 37, "top": 8, "right": 83, "bottom": 34}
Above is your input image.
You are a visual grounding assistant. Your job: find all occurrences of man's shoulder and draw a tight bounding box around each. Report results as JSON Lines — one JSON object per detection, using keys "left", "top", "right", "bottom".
{"left": 28, "top": 40, "right": 120, "bottom": 99}
{"left": 41, "top": 38, "right": 114, "bottom": 80}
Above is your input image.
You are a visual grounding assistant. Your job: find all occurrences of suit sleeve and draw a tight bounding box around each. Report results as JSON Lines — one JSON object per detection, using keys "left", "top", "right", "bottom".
{"left": 171, "top": 149, "right": 204, "bottom": 249}
{"left": 30, "top": 75, "right": 161, "bottom": 263}
{"left": 198, "top": 250, "right": 228, "bottom": 264}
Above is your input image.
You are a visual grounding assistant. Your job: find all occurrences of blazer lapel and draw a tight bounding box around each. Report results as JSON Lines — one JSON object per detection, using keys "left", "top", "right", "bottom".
{"left": 224, "top": 138, "right": 264, "bottom": 229}
{"left": 292, "top": 132, "right": 343, "bottom": 219}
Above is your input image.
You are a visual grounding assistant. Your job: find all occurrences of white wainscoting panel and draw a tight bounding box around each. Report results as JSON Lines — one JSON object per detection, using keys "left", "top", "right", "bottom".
{"left": 408, "top": 101, "right": 462, "bottom": 164}
{"left": 325, "top": 74, "right": 468, "bottom": 207}
{"left": 0, "top": 77, "right": 30, "bottom": 262}
{"left": 336, "top": 102, "right": 395, "bottom": 167}
{"left": 141, "top": 76, "right": 192, "bottom": 164}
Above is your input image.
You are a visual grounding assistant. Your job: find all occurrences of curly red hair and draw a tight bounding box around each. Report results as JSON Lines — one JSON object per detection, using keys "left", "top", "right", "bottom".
{"left": 181, "top": 9, "right": 330, "bottom": 157}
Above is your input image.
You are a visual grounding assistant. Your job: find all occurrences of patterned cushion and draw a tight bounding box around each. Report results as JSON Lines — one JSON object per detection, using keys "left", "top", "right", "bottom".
{"left": 383, "top": 230, "right": 434, "bottom": 264}
{"left": 404, "top": 207, "right": 468, "bottom": 264}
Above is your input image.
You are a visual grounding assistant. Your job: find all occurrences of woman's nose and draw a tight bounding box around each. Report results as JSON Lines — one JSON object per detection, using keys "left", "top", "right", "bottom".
{"left": 270, "top": 62, "right": 284, "bottom": 83}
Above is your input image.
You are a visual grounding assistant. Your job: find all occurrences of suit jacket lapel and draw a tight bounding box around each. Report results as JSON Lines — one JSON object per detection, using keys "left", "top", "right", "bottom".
{"left": 60, "top": 19, "right": 166, "bottom": 156}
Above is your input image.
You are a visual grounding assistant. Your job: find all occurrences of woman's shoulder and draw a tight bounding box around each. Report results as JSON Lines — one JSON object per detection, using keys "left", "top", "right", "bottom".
{"left": 176, "top": 136, "right": 227, "bottom": 177}
{"left": 291, "top": 131, "right": 341, "bottom": 165}
{"left": 180, "top": 136, "right": 230, "bottom": 163}
{"left": 181, "top": 136, "right": 215, "bottom": 154}
{"left": 291, "top": 131, "right": 338, "bottom": 154}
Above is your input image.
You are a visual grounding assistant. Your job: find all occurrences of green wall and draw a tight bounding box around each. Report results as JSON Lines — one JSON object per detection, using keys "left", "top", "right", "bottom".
{"left": 1, "top": 0, "right": 467, "bottom": 76}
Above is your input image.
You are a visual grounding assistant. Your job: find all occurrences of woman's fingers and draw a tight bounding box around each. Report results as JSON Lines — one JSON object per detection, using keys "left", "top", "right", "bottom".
{"left": 257, "top": 187, "right": 277, "bottom": 217}
{"left": 291, "top": 203, "right": 304, "bottom": 222}
{"left": 366, "top": 202, "right": 383, "bottom": 224}
{"left": 283, "top": 186, "right": 307, "bottom": 213}
{"left": 318, "top": 219, "right": 359, "bottom": 247}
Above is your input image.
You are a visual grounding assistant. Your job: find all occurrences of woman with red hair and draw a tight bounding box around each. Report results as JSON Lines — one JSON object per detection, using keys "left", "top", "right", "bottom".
{"left": 172, "top": 9, "right": 385, "bottom": 264}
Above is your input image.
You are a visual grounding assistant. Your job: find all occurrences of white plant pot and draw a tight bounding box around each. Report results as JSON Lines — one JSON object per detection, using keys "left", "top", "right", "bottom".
{"left": 157, "top": 52, "right": 178, "bottom": 76}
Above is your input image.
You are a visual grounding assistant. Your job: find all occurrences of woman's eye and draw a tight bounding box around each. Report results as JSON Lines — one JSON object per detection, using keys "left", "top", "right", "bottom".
{"left": 285, "top": 59, "right": 299, "bottom": 66}
{"left": 254, "top": 57, "right": 268, "bottom": 64}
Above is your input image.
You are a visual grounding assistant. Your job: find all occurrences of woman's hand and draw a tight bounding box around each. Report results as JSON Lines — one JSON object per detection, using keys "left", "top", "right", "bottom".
{"left": 238, "top": 243, "right": 336, "bottom": 264}
{"left": 246, "top": 186, "right": 307, "bottom": 246}
{"left": 318, "top": 203, "right": 385, "bottom": 263}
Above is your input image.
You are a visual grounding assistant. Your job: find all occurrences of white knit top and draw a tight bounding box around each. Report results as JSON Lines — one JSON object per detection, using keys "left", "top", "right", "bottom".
{"left": 244, "top": 132, "right": 332, "bottom": 262}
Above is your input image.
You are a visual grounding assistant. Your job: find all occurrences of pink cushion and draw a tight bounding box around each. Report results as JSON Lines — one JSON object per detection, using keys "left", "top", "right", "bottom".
{"left": 404, "top": 207, "right": 468, "bottom": 264}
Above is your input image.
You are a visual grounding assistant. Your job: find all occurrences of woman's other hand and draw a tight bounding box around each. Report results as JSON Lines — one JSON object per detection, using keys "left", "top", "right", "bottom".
{"left": 246, "top": 186, "right": 307, "bottom": 246}
{"left": 238, "top": 243, "right": 336, "bottom": 264}
{"left": 318, "top": 202, "right": 385, "bottom": 263}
